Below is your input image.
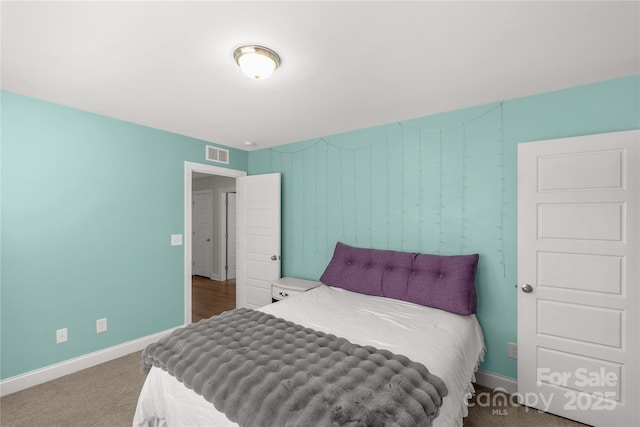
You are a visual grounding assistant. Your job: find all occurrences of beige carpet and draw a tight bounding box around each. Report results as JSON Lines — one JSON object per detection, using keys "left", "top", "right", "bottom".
{"left": 1, "top": 351, "right": 589, "bottom": 426}
{"left": 0, "top": 352, "right": 146, "bottom": 427}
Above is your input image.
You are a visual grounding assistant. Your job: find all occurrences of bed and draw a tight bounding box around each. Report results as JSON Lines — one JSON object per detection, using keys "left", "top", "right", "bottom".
{"left": 134, "top": 242, "right": 485, "bottom": 427}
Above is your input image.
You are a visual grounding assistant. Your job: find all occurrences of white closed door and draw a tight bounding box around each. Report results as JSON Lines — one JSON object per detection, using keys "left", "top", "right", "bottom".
{"left": 518, "top": 130, "right": 639, "bottom": 426}
{"left": 192, "top": 190, "right": 213, "bottom": 278}
{"left": 236, "top": 173, "right": 281, "bottom": 308}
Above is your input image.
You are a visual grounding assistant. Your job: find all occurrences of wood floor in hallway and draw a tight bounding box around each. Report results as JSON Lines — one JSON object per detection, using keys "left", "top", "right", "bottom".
{"left": 192, "top": 276, "right": 236, "bottom": 323}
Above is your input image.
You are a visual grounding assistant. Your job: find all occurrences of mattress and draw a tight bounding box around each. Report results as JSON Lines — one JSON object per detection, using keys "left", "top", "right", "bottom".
{"left": 133, "top": 285, "right": 485, "bottom": 427}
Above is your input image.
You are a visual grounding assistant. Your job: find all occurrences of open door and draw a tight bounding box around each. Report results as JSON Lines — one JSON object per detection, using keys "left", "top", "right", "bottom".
{"left": 236, "top": 173, "right": 281, "bottom": 308}
{"left": 517, "top": 130, "right": 639, "bottom": 426}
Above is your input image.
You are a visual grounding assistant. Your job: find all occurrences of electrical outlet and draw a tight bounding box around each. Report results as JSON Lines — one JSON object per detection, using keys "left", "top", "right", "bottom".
{"left": 171, "top": 234, "right": 183, "bottom": 246}
{"left": 508, "top": 342, "right": 518, "bottom": 359}
{"left": 56, "top": 328, "right": 68, "bottom": 344}
{"left": 96, "top": 318, "right": 108, "bottom": 333}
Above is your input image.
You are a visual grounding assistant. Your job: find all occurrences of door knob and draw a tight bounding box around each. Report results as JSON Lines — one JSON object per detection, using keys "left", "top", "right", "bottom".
{"left": 521, "top": 284, "right": 533, "bottom": 293}
{"left": 271, "top": 255, "right": 278, "bottom": 261}
{"left": 206, "top": 238, "right": 211, "bottom": 242}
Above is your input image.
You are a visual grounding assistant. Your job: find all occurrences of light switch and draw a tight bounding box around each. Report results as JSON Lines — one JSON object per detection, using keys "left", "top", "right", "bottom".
{"left": 171, "top": 234, "right": 183, "bottom": 246}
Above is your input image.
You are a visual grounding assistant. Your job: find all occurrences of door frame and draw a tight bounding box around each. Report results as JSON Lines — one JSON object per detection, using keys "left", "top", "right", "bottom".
{"left": 219, "top": 188, "right": 236, "bottom": 281}
{"left": 184, "top": 161, "right": 246, "bottom": 325}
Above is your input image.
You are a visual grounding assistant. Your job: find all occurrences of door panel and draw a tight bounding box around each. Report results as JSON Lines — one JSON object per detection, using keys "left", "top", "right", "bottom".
{"left": 538, "top": 203, "right": 624, "bottom": 241}
{"left": 537, "top": 252, "right": 623, "bottom": 294}
{"left": 236, "top": 173, "right": 281, "bottom": 309}
{"left": 537, "top": 348, "right": 622, "bottom": 398}
{"left": 245, "top": 285, "right": 271, "bottom": 307}
{"left": 537, "top": 149, "right": 624, "bottom": 191}
{"left": 536, "top": 301, "right": 622, "bottom": 347}
{"left": 518, "top": 130, "right": 639, "bottom": 427}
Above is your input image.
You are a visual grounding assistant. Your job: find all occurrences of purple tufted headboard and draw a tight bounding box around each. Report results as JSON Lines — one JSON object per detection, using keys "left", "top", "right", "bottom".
{"left": 319, "top": 242, "right": 479, "bottom": 315}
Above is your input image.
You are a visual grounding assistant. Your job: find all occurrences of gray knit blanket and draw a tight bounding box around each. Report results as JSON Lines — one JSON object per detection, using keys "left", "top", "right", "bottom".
{"left": 141, "top": 308, "right": 447, "bottom": 427}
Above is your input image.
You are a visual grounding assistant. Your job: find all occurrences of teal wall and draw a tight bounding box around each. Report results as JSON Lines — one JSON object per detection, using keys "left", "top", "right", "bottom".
{"left": 0, "top": 91, "right": 247, "bottom": 379}
{"left": 2, "top": 76, "right": 638, "bottom": 382}
{"left": 248, "top": 75, "right": 640, "bottom": 379}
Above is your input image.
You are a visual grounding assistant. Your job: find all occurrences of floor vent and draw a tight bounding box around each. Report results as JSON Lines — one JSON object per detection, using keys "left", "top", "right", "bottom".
{"left": 206, "top": 146, "right": 229, "bottom": 164}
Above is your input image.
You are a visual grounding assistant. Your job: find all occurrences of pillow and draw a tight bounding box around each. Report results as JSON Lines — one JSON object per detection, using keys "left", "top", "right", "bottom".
{"left": 319, "top": 242, "right": 479, "bottom": 315}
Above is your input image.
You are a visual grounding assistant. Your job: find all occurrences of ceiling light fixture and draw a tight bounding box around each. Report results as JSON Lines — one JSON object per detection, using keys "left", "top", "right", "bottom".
{"left": 233, "top": 45, "right": 281, "bottom": 80}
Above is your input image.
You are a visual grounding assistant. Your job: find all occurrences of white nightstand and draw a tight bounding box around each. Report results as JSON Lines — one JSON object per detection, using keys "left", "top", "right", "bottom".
{"left": 270, "top": 277, "right": 321, "bottom": 302}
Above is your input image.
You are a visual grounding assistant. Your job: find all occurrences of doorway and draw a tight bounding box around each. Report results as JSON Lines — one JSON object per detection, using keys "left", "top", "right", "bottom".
{"left": 184, "top": 161, "right": 246, "bottom": 325}
{"left": 192, "top": 179, "right": 235, "bottom": 280}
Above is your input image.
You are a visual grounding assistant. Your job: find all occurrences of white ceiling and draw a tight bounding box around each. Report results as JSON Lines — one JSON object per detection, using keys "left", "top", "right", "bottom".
{"left": 2, "top": 1, "right": 638, "bottom": 151}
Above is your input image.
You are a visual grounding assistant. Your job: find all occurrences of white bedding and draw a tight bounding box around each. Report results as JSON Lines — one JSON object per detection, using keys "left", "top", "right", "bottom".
{"left": 134, "top": 285, "right": 485, "bottom": 427}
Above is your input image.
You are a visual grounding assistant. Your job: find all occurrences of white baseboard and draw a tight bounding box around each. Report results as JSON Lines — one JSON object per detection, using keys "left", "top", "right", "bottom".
{"left": 0, "top": 326, "right": 181, "bottom": 397}
{"left": 474, "top": 369, "right": 518, "bottom": 394}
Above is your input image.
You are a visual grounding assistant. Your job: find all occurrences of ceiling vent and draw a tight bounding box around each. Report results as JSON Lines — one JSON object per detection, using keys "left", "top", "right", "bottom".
{"left": 206, "top": 146, "right": 229, "bottom": 164}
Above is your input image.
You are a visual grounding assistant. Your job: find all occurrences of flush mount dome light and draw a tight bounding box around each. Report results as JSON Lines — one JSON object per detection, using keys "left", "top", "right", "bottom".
{"left": 233, "top": 45, "right": 281, "bottom": 80}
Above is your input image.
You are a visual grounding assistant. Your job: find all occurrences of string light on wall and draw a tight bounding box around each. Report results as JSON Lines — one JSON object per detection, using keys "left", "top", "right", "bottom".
{"left": 233, "top": 45, "right": 281, "bottom": 80}
{"left": 263, "top": 103, "right": 507, "bottom": 278}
